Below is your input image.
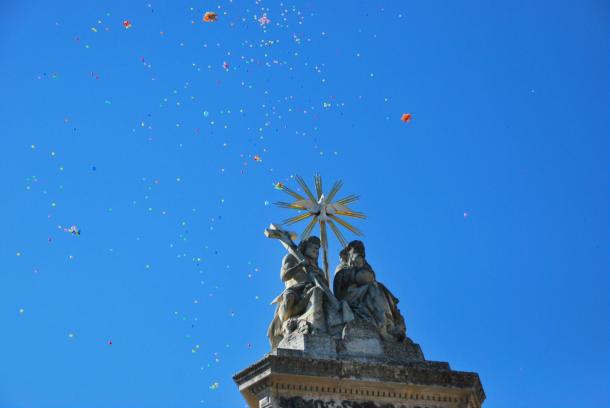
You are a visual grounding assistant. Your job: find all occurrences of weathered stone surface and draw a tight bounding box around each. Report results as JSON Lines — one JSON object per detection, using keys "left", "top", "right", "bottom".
{"left": 277, "top": 332, "right": 338, "bottom": 359}
{"left": 339, "top": 320, "right": 383, "bottom": 357}
{"left": 334, "top": 241, "right": 407, "bottom": 342}
{"left": 279, "top": 397, "right": 447, "bottom": 408}
{"left": 272, "top": 319, "right": 424, "bottom": 366}
{"left": 234, "top": 352, "right": 485, "bottom": 408}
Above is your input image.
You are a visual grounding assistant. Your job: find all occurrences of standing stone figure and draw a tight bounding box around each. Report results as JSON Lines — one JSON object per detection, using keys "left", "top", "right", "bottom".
{"left": 267, "top": 236, "right": 330, "bottom": 346}
{"left": 333, "top": 240, "right": 406, "bottom": 341}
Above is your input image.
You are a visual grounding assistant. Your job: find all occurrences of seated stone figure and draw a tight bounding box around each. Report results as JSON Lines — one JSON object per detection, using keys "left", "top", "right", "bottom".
{"left": 333, "top": 240, "right": 406, "bottom": 342}
{"left": 267, "top": 236, "right": 329, "bottom": 346}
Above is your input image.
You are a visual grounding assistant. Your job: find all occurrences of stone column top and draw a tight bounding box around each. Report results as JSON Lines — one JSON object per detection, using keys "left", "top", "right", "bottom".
{"left": 234, "top": 352, "right": 486, "bottom": 405}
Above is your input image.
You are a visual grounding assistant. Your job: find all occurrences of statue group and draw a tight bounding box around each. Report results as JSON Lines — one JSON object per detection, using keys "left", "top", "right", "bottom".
{"left": 234, "top": 224, "right": 485, "bottom": 408}
{"left": 266, "top": 226, "right": 407, "bottom": 347}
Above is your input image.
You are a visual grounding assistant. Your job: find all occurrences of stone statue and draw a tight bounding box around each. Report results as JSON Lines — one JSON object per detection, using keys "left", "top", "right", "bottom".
{"left": 266, "top": 234, "right": 330, "bottom": 346}
{"left": 265, "top": 224, "right": 351, "bottom": 347}
{"left": 333, "top": 240, "right": 406, "bottom": 342}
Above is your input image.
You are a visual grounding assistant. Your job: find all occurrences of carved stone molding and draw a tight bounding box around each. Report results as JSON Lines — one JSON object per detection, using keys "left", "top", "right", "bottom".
{"left": 279, "top": 396, "right": 462, "bottom": 408}
{"left": 234, "top": 353, "right": 485, "bottom": 408}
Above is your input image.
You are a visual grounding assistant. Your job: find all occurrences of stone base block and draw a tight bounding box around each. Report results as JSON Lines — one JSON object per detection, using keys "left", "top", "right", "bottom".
{"left": 277, "top": 333, "right": 338, "bottom": 359}
{"left": 273, "top": 320, "right": 425, "bottom": 366}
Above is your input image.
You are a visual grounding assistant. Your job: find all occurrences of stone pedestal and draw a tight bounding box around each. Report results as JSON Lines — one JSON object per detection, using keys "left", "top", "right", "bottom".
{"left": 234, "top": 323, "right": 485, "bottom": 408}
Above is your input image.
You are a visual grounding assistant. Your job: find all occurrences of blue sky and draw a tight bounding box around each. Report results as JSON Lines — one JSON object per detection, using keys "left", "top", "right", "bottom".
{"left": 0, "top": 1, "right": 607, "bottom": 407}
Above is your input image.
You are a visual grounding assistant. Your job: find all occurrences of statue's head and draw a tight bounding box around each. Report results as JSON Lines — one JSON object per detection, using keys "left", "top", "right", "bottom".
{"left": 341, "top": 240, "right": 366, "bottom": 268}
{"left": 298, "top": 236, "right": 321, "bottom": 261}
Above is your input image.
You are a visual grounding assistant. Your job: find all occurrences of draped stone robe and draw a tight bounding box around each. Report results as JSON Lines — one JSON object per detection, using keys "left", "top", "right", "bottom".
{"left": 268, "top": 253, "right": 329, "bottom": 345}
{"left": 333, "top": 261, "right": 406, "bottom": 341}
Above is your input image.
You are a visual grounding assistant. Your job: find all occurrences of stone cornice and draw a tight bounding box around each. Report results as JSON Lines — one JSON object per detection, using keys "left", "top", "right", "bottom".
{"left": 234, "top": 354, "right": 485, "bottom": 404}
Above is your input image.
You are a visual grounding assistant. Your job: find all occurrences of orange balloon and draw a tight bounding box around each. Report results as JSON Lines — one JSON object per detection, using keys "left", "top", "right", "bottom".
{"left": 203, "top": 12, "right": 217, "bottom": 22}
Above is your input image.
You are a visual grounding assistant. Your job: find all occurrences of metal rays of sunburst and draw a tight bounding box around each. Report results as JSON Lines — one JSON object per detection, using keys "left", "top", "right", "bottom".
{"left": 274, "top": 174, "right": 366, "bottom": 280}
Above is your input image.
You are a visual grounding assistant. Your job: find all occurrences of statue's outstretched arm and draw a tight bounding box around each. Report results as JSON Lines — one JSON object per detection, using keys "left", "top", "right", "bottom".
{"left": 281, "top": 258, "right": 306, "bottom": 282}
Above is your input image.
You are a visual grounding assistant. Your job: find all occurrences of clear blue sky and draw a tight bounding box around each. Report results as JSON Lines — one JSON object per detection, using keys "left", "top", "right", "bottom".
{"left": 0, "top": 1, "right": 607, "bottom": 407}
